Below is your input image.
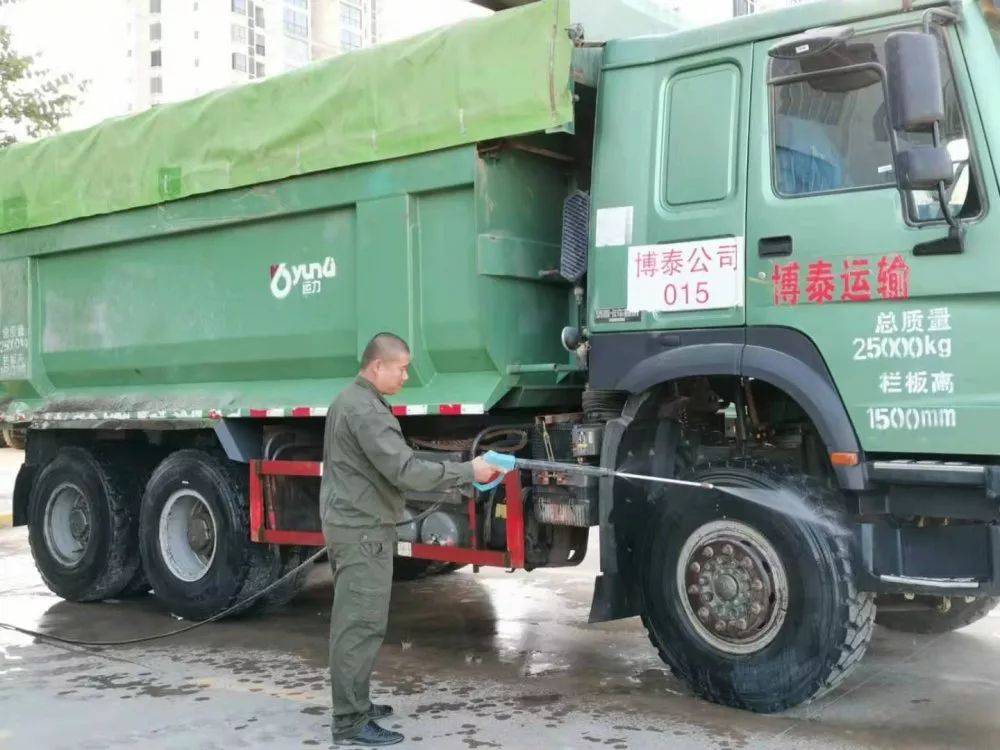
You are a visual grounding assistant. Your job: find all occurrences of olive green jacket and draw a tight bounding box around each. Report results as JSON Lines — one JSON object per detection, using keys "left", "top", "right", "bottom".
{"left": 320, "top": 375, "right": 474, "bottom": 527}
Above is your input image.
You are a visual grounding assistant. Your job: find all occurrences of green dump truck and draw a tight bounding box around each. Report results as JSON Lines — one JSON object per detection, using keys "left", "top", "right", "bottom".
{"left": 3, "top": 0, "right": 1000, "bottom": 713}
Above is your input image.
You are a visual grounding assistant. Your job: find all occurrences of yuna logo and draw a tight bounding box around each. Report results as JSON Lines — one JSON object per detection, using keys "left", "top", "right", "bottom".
{"left": 270, "top": 257, "right": 337, "bottom": 299}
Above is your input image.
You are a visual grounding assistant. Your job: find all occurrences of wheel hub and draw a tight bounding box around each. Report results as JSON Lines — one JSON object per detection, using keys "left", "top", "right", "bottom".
{"left": 678, "top": 519, "right": 789, "bottom": 655}
{"left": 186, "top": 506, "right": 215, "bottom": 557}
{"left": 68, "top": 505, "right": 90, "bottom": 541}
{"left": 43, "top": 483, "right": 92, "bottom": 567}
{"left": 687, "top": 539, "right": 774, "bottom": 640}
{"left": 159, "top": 490, "right": 218, "bottom": 582}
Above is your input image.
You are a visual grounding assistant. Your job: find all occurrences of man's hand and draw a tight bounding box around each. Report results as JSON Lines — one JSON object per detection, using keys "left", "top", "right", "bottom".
{"left": 471, "top": 456, "right": 505, "bottom": 484}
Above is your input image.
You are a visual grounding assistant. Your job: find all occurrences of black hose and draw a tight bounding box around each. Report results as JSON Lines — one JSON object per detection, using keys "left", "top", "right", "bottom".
{"left": 0, "top": 546, "right": 328, "bottom": 647}
{"left": 469, "top": 426, "right": 529, "bottom": 459}
{"left": 0, "top": 503, "right": 447, "bottom": 648}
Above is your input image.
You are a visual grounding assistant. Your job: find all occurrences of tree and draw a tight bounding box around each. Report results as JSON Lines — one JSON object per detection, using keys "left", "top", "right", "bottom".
{"left": 0, "top": 21, "right": 81, "bottom": 147}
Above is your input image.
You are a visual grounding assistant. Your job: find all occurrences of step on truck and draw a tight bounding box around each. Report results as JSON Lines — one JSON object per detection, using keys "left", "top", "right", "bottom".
{"left": 3, "top": 0, "right": 1000, "bottom": 713}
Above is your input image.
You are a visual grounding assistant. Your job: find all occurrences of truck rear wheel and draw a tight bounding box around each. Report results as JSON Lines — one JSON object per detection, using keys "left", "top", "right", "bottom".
{"left": 639, "top": 459, "right": 874, "bottom": 713}
{"left": 27, "top": 447, "right": 142, "bottom": 602}
{"left": 875, "top": 595, "right": 999, "bottom": 634}
{"left": 139, "top": 450, "right": 272, "bottom": 620}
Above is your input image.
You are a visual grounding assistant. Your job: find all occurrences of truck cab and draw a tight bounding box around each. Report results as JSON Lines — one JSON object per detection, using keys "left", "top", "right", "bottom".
{"left": 578, "top": 0, "right": 1000, "bottom": 712}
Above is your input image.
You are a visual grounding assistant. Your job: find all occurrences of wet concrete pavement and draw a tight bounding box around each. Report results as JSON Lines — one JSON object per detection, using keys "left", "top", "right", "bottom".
{"left": 0, "top": 448, "right": 21, "bottom": 525}
{"left": 2, "top": 449, "right": 1000, "bottom": 748}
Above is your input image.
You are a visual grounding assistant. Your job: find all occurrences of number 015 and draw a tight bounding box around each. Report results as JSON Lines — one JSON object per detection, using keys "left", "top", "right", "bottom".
{"left": 663, "top": 281, "right": 710, "bottom": 306}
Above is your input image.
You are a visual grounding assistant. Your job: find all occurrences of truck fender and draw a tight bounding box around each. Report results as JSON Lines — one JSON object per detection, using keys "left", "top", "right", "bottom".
{"left": 588, "top": 327, "right": 866, "bottom": 623}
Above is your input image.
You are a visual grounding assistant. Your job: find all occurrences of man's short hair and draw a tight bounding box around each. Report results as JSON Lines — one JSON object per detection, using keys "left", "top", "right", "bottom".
{"left": 360, "top": 332, "right": 410, "bottom": 369}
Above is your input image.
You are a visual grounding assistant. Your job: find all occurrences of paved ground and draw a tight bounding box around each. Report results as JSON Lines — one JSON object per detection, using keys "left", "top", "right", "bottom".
{"left": 0, "top": 448, "right": 21, "bottom": 526}
{"left": 1, "top": 451, "right": 999, "bottom": 749}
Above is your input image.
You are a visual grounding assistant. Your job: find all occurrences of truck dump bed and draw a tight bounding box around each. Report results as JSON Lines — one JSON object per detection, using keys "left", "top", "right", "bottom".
{"left": 0, "top": 0, "right": 580, "bottom": 426}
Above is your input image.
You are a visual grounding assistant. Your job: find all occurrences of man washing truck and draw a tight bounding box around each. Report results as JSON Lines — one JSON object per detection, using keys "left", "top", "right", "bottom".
{"left": 5, "top": 0, "right": 1000, "bottom": 718}
{"left": 322, "top": 333, "right": 500, "bottom": 746}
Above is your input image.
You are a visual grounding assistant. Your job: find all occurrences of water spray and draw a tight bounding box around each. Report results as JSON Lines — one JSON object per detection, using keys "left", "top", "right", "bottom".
{"left": 475, "top": 450, "right": 720, "bottom": 493}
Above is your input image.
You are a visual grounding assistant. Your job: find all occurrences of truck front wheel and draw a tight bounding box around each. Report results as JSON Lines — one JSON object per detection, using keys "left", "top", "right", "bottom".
{"left": 639, "top": 460, "right": 875, "bottom": 713}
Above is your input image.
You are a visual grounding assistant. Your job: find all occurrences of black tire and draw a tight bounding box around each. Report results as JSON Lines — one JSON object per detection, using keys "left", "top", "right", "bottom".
{"left": 875, "top": 595, "right": 999, "bottom": 634}
{"left": 139, "top": 450, "right": 273, "bottom": 620}
{"left": 3, "top": 426, "right": 26, "bottom": 451}
{"left": 248, "top": 544, "right": 316, "bottom": 613}
{"left": 118, "top": 567, "right": 152, "bottom": 597}
{"left": 27, "top": 447, "right": 142, "bottom": 602}
{"left": 639, "top": 459, "right": 875, "bottom": 713}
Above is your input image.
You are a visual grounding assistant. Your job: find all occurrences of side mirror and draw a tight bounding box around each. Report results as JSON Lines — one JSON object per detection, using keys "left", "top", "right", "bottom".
{"left": 896, "top": 145, "right": 954, "bottom": 191}
{"left": 885, "top": 31, "right": 945, "bottom": 132}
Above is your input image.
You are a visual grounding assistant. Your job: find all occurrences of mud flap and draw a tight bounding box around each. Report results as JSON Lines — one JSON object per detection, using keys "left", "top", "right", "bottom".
{"left": 589, "top": 573, "right": 640, "bottom": 623}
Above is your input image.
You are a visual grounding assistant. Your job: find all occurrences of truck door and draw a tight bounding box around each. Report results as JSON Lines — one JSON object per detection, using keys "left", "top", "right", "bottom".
{"left": 589, "top": 45, "right": 751, "bottom": 333}
{"left": 745, "top": 17, "right": 1000, "bottom": 455}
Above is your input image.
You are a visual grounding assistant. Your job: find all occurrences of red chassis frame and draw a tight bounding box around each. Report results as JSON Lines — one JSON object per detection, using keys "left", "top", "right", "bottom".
{"left": 248, "top": 460, "right": 527, "bottom": 569}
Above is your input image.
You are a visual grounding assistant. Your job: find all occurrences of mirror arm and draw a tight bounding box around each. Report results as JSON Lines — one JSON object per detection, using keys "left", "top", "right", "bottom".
{"left": 917, "top": 9, "right": 965, "bottom": 239}
{"left": 922, "top": 7, "right": 961, "bottom": 35}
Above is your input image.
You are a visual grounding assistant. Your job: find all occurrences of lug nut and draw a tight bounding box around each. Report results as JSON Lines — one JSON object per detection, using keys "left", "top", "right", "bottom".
{"left": 697, "top": 607, "right": 710, "bottom": 620}
{"left": 750, "top": 603, "right": 762, "bottom": 615}
{"left": 741, "top": 557, "right": 754, "bottom": 570}
{"left": 721, "top": 544, "right": 734, "bottom": 556}
{"left": 736, "top": 618, "right": 748, "bottom": 631}
{"left": 714, "top": 620, "right": 726, "bottom": 631}
{"left": 702, "top": 547, "right": 714, "bottom": 558}
{"left": 687, "top": 585, "right": 699, "bottom": 595}
{"left": 689, "top": 562, "right": 701, "bottom": 574}
{"left": 751, "top": 579, "right": 763, "bottom": 591}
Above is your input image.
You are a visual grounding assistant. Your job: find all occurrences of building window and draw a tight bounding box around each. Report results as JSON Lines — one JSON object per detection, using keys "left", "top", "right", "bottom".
{"left": 149, "top": 22, "right": 161, "bottom": 41}
{"left": 232, "top": 51, "right": 248, "bottom": 72}
{"left": 287, "top": 0, "right": 308, "bottom": 8}
{"left": 340, "top": 2, "right": 362, "bottom": 28}
{"left": 233, "top": 25, "right": 248, "bottom": 44}
{"left": 150, "top": 0, "right": 161, "bottom": 13}
{"left": 150, "top": 76, "right": 162, "bottom": 94}
{"left": 232, "top": 0, "right": 247, "bottom": 14}
{"left": 255, "top": 61, "right": 265, "bottom": 77}
{"left": 150, "top": 49, "right": 162, "bottom": 67}
{"left": 255, "top": 36, "right": 266, "bottom": 56}
{"left": 194, "top": 58, "right": 200, "bottom": 67}
{"left": 283, "top": 8, "right": 308, "bottom": 37}
{"left": 340, "top": 29, "right": 362, "bottom": 51}
{"left": 194, "top": 30, "right": 199, "bottom": 39}
{"left": 284, "top": 37, "right": 309, "bottom": 67}
{"left": 255, "top": 6, "right": 265, "bottom": 28}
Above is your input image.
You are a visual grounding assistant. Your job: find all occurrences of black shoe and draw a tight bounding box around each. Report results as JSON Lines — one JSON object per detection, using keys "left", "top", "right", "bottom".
{"left": 333, "top": 720, "right": 403, "bottom": 747}
{"left": 367, "top": 703, "right": 393, "bottom": 720}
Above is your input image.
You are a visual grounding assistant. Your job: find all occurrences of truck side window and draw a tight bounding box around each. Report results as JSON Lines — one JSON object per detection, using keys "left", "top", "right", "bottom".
{"left": 769, "top": 28, "right": 980, "bottom": 222}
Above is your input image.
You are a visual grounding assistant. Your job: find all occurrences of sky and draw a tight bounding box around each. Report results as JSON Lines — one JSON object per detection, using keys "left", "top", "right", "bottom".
{"left": 0, "top": 0, "right": 770, "bottom": 136}
{"left": 0, "top": 0, "right": 494, "bottom": 133}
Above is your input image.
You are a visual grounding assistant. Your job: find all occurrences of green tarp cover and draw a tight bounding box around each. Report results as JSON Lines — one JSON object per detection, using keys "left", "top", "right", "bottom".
{"left": 0, "top": 0, "right": 572, "bottom": 235}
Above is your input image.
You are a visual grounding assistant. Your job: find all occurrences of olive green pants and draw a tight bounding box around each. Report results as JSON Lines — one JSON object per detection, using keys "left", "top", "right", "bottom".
{"left": 324, "top": 523, "right": 396, "bottom": 740}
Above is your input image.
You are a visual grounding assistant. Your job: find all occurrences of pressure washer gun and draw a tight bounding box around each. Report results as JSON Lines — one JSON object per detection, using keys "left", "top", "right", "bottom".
{"left": 473, "top": 450, "right": 719, "bottom": 492}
